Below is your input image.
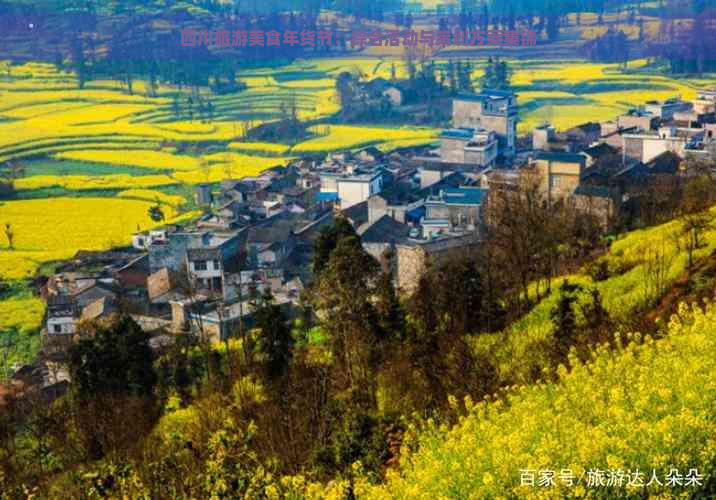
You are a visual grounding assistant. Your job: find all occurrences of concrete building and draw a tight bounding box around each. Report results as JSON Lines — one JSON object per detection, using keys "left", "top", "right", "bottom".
{"left": 440, "top": 128, "right": 476, "bottom": 163}
{"left": 45, "top": 295, "right": 78, "bottom": 335}
{"left": 132, "top": 229, "right": 169, "bottom": 250}
{"left": 319, "top": 167, "right": 388, "bottom": 210}
{"left": 532, "top": 124, "right": 556, "bottom": 150}
{"left": 464, "top": 129, "right": 499, "bottom": 166}
{"left": 439, "top": 128, "right": 498, "bottom": 166}
{"left": 452, "top": 90, "right": 519, "bottom": 157}
{"left": 617, "top": 109, "right": 659, "bottom": 132}
{"left": 693, "top": 86, "right": 716, "bottom": 114}
{"left": 643, "top": 98, "right": 691, "bottom": 121}
{"left": 622, "top": 127, "right": 689, "bottom": 163}
{"left": 185, "top": 232, "right": 244, "bottom": 298}
{"left": 533, "top": 151, "right": 585, "bottom": 202}
{"left": 423, "top": 187, "right": 486, "bottom": 237}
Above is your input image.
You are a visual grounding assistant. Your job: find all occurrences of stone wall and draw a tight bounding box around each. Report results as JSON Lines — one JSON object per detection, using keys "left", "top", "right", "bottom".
{"left": 395, "top": 235, "right": 480, "bottom": 295}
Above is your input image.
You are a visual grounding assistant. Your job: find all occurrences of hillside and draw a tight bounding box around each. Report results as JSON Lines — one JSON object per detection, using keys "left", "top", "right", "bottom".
{"left": 16, "top": 204, "right": 714, "bottom": 499}
{"left": 361, "top": 299, "right": 716, "bottom": 498}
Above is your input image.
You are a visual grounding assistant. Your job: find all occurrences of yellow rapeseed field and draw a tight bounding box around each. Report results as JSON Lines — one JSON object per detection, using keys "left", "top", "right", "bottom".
{"left": 13, "top": 174, "right": 178, "bottom": 191}
{"left": 55, "top": 149, "right": 203, "bottom": 171}
{"left": 0, "top": 197, "right": 179, "bottom": 280}
{"left": 116, "top": 189, "right": 186, "bottom": 207}
{"left": 292, "top": 125, "right": 439, "bottom": 152}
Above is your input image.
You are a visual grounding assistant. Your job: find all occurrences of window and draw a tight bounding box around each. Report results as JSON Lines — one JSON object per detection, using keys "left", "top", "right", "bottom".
{"left": 193, "top": 260, "right": 207, "bottom": 271}
{"left": 212, "top": 259, "right": 220, "bottom": 270}
{"left": 53, "top": 324, "right": 62, "bottom": 334}
{"left": 550, "top": 176, "right": 561, "bottom": 188}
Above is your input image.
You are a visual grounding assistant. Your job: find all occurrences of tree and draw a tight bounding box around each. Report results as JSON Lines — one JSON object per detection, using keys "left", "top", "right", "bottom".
{"left": 252, "top": 289, "right": 294, "bottom": 383}
{"left": 404, "top": 256, "right": 495, "bottom": 410}
{"left": 551, "top": 280, "right": 581, "bottom": 363}
{"left": 335, "top": 71, "right": 359, "bottom": 115}
{"left": 373, "top": 271, "right": 405, "bottom": 340}
{"left": 313, "top": 235, "right": 383, "bottom": 407}
{"left": 70, "top": 32, "right": 88, "bottom": 89}
{"left": 148, "top": 204, "right": 166, "bottom": 223}
{"left": 678, "top": 173, "right": 714, "bottom": 278}
{"left": 479, "top": 57, "right": 511, "bottom": 90}
{"left": 447, "top": 60, "right": 458, "bottom": 93}
{"left": 458, "top": 59, "right": 473, "bottom": 92}
{"left": 312, "top": 216, "right": 357, "bottom": 275}
{"left": 3, "top": 223, "right": 13, "bottom": 250}
{"left": 68, "top": 315, "right": 156, "bottom": 399}
{"left": 0, "top": 161, "right": 24, "bottom": 199}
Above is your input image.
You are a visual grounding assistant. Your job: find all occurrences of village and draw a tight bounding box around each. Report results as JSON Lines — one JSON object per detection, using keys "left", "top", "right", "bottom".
{"left": 10, "top": 81, "right": 716, "bottom": 397}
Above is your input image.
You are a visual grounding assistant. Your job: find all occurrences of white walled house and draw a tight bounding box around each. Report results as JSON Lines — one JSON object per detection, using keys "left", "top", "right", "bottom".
{"left": 319, "top": 167, "right": 388, "bottom": 210}
{"left": 45, "top": 295, "right": 78, "bottom": 335}
{"left": 337, "top": 173, "right": 383, "bottom": 209}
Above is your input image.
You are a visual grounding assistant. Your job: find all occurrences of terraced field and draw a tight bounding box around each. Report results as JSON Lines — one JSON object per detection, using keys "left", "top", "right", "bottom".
{"left": 0, "top": 56, "right": 713, "bottom": 369}
{"left": 0, "top": 59, "right": 439, "bottom": 368}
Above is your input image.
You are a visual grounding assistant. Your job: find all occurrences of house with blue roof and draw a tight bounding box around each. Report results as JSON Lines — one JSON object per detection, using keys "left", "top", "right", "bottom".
{"left": 422, "top": 186, "right": 487, "bottom": 238}
{"left": 440, "top": 127, "right": 498, "bottom": 166}
{"left": 318, "top": 165, "right": 391, "bottom": 210}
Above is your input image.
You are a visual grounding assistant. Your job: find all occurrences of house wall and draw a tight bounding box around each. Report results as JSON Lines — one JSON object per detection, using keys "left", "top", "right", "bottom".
{"left": 622, "top": 136, "right": 644, "bottom": 162}
{"left": 395, "top": 236, "right": 479, "bottom": 295}
{"left": 426, "top": 203, "right": 450, "bottom": 220}
{"left": 149, "top": 233, "right": 191, "bottom": 272}
{"left": 363, "top": 242, "right": 392, "bottom": 261}
{"left": 420, "top": 168, "right": 448, "bottom": 189}
{"left": 319, "top": 175, "right": 339, "bottom": 193}
{"left": 368, "top": 195, "right": 389, "bottom": 224}
{"left": 118, "top": 268, "right": 148, "bottom": 288}
{"left": 617, "top": 115, "right": 656, "bottom": 131}
{"left": 189, "top": 258, "right": 222, "bottom": 279}
{"left": 533, "top": 127, "right": 555, "bottom": 150}
{"left": 643, "top": 137, "right": 686, "bottom": 163}
{"left": 452, "top": 99, "right": 483, "bottom": 129}
{"left": 47, "top": 316, "right": 76, "bottom": 335}
{"left": 623, "top": 135, "right": 686, "bottom": 163}
{"left": 452, "top": 99, "right": 516, "bottom": 154}
{"left": 440, "top": 137, "right": 469, "bottom": 163}
{"left": 573, "top": 193, "right": 617, "bottom": 231}
{"left": 448, "top": 204, "right": 480, "bottom": 226}
{"left": 535, "top": 159, "right": 581, "bottom": 201}
{"left": 395, "top": 245, "right": 427, "bottom": 295}
{"left": 132, "top": 234, "right": 149, "bottom": 250}
{"left": 464, "top": 141, "right": 497, "bottom": 166}
{"left": 644, "top": 101, "right": 691, "bottom": 120}
{"left": 171, "top": 302, "right": 186, "bottom": 330}
{"left": 338, "top": 178, "right": 381, "bottom": 209}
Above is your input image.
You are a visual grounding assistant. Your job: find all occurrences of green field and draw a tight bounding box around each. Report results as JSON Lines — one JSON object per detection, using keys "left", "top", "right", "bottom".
{"left": 0, "top": 56, "right": 714, "bottom": 369}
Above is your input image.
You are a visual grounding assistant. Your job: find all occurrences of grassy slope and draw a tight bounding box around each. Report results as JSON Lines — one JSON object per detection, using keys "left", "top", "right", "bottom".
{"left": 471, "top": 207, "right": 716, "bottom": 387}
{"left": 291, "top": 211, "right": 716, "bottom": 498}
{"left": 366, "top": 300, "right": 716, "bottom": 499}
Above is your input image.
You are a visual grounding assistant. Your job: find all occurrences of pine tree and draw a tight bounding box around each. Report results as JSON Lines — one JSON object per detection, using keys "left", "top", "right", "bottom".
{"left": 253, "top": 289, "right": 294, "bottom": 382}
{"left": 550, "top": 280, "right": 582, "bottom": 363}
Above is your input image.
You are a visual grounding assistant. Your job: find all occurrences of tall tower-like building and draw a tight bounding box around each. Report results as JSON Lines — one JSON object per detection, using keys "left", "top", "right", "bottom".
{"left": 452, "top": 90, "right": 518, "bottom": 158}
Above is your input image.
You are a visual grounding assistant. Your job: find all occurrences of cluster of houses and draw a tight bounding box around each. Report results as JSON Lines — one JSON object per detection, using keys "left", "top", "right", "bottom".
{"left": 29, "top": 85, "right": 716, "bottom": 378}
